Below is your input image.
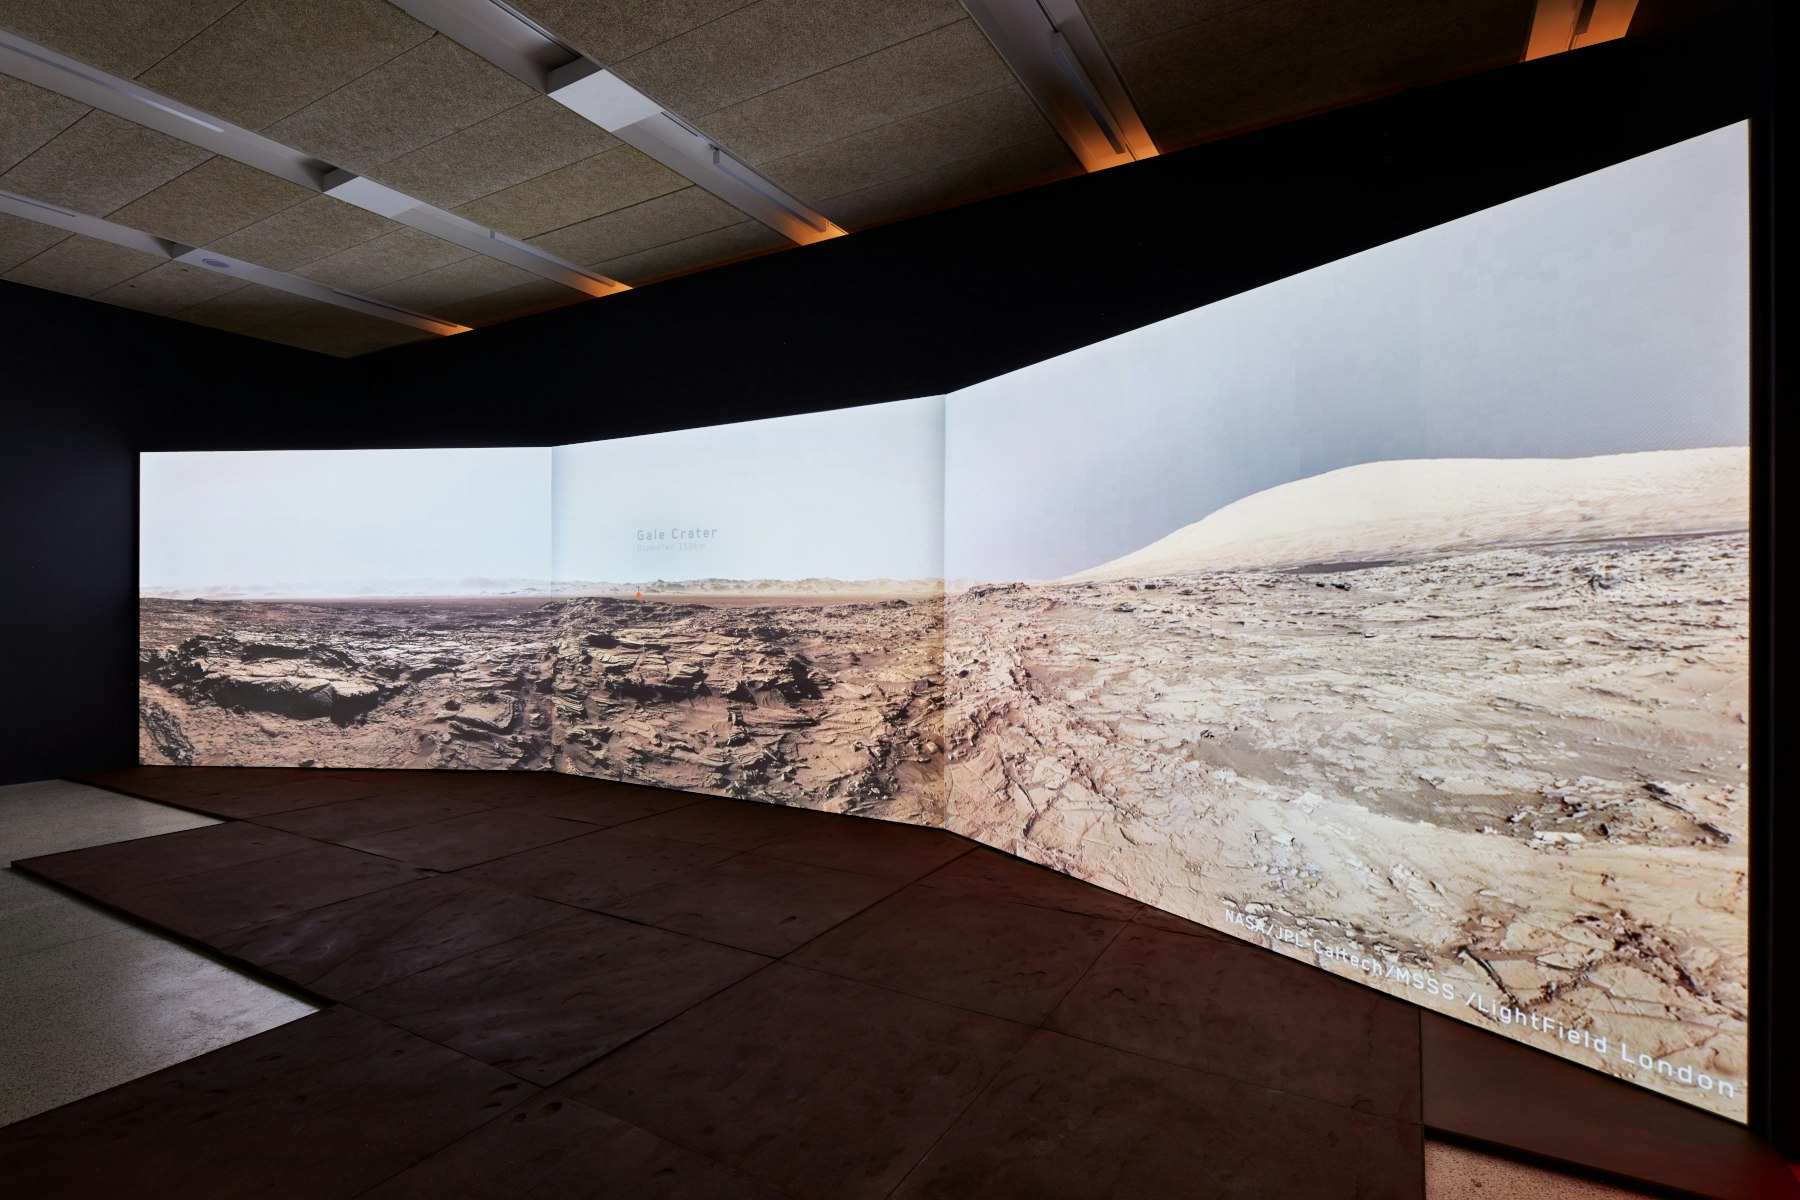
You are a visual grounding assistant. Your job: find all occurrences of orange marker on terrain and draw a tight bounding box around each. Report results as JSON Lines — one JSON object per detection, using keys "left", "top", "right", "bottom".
{"left": 635, "top": 590, "right": 642, "bottom": 599}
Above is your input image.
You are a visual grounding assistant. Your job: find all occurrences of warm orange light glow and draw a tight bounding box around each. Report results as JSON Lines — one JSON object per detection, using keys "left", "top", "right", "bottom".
{"left": 790, "top": 222, "right": 847, "bottom": 246}
{"left": 567, "top": 278, "right": 631, "bottom": 298}
{"left": 1525, "top": 0, "right": 1640, "bottom": 60}
{"left": 1572, "top": 0, "right": 1639, "bottom": 48}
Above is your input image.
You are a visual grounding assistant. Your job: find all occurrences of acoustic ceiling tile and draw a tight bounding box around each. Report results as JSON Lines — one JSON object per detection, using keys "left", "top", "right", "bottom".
{"left": 369, "top": 96, "right": 617, "bottom": 211}
{"left": 108, "top": 157, "right": 313, "bottom": 248}
{"left": 1091, "top": 0, "right": 1530, "bottom": 150}
{"left": 0, "top": 210, "right": 67, "bottom": 273}
{"left": 247, "top": 305, "right": 438, "bottom": 357}
{"left": 1, "top": 233, "right": 166, "bottom": 297}
{"left": 262, "top": 35, "right": 538, "bottom": 176}
{"left": 455, "top": 144, "right": 689, "bottom": 241}
{"left": 0, "top": 75, "right": 90, "bottom": 175}
{"left": 291, "top": 226, "right": 473, "bottom": 293}
{"left": 203, "top": 196, "right": 400, "bottom": 271}
{"left": 758, "top": 82, "right": 1062, "bottom": 205}
{"left": 1075, "top": 0, "right": 1205, "bottom": 49}
{"left": 90, "top": 259, "right": 246, "bottom": 315}
{"left": 505, "top": 0, "right": 756, "bottom": 66}
{"left": 591, "top": 219, "right": 787, "bottom": 286}
{"left": 171, "top": 282, "right": 321, "bottom": 333}
{"left": 364, "top": 253, "right": 539, "bottom": 312}
{"left": 608, "top": 0, "right": 967, "bottom": 118}
{"left": 703, "top": 18, "right": 1019, "bottom": 167}
{"left": 431, "top": 276, "right": 587, "bottom": 326}
{"left": 816, "top": 132, "right": 1075, "bottom": 229}
{"left": 0, "top": 0, "right": 239, "bottom": 79}
{"left": 528, "top": 184, "right": 743, "bottom": 269}
{"left": 0, "top": 110, "right": 209, "bottom": 216}
{"left": 138, "top": 0, "right": 433, "bottom": 132}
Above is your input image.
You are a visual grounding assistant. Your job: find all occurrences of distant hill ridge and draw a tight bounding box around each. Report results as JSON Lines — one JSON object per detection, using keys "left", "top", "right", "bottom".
{"left": 1065, "top": 446, "right": 1749, "bottom": 581}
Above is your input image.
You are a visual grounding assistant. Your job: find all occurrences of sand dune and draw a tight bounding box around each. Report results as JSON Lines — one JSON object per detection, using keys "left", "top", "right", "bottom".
{"left": 1066, "top": 447, "right": 1748, "bottom": 580}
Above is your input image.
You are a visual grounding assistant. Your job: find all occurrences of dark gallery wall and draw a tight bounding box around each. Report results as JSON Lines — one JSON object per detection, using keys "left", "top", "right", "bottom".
{"left": 1, "top": 0, "right": 1784, "bottom": 1148}
{"left": 0, "top": 297, "right": 305, "bottom": 787}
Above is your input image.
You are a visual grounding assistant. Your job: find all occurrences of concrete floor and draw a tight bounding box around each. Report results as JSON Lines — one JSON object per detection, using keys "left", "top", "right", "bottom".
{"left": 0, "top": 777, "right": 1682, "bottom": 1196}
{"left": 2, "top": 774, "right": 1679, "bottom": 1199}
{"left": 0, "top": 780, "right": 317, "bottom": 1127}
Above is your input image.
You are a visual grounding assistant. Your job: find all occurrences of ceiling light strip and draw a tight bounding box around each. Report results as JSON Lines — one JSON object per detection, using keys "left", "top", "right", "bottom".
{"left": 0, "top": 33, "right": 329, "bottom": 189}
{"left": 388, "top": 0, "right": 845, "bottom": 246}
{"left": 0, "top": 188, "right": 469, "bottom": 335}
{"left": 0, "top": 189, "right": 180, "bottom": 257}
{"left": 958, "top": 0, "right": 1157, "bottom": 173}
{"left": 318, "top": 170, "right": 621, "bottom": 295}
{"left": 0, "top": 30, "right": 623, "bottom": 295}
{"left": 170, "top": 248, "right": 470, "bottom": 334}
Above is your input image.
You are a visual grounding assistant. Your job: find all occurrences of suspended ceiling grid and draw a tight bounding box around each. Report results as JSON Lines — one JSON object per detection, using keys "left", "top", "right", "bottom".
{"left": 1, "top": 0, "right": 1539, "bottom": 357}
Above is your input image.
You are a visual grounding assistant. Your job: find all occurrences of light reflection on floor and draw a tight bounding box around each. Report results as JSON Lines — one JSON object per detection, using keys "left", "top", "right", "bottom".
{"left": 0, "top": 779, "right": 317, "bottom": 1127}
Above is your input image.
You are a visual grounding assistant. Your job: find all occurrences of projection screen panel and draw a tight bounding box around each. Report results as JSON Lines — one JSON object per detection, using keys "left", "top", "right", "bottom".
{"left": 138, "top": 123, "right": 1749, "bottom": 1119}
{"left": 943, "top": 122, "right": 1749, "bottom": 1119}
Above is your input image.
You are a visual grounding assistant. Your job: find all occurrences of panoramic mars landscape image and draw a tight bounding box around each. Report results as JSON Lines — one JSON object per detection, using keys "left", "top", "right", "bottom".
{"left": 138, "top": 584, "right": 947, "bottom": 825}
{"left": 137, "top": 399, "right": 952, "bottom": 825}
{"left": 945, "top": 447, "right": 1750, "bottom": 1115}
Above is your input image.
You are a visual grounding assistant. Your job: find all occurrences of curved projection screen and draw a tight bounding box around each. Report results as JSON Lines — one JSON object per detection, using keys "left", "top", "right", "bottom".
{"left": 139, "top": 123, "right": 1749, "bottom": 1119}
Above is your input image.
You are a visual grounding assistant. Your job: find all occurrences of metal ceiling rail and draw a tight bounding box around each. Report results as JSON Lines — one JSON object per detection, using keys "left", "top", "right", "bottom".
{"left": 388, "top": 0, "right": 847, "bottom": 246}
{"left": 958, "top": 0, "right": 1158, "bottom": 173}
{"left": 0, "top": 188, "right": 472, "bottom": 335}
{"left": 0, "top": 30, "right": 625, "bottom": 298}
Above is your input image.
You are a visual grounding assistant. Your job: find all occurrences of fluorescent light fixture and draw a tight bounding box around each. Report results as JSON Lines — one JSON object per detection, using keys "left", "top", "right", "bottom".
{"left": 549, "top": 63, "right": 844, "bottom": 245}
{"left": 0, "top": 30, "right": 623, "bottom": 297}
{"left": 959, "top": 0, "right": 1157, "bottom": 173}
{"left": 387, "top": 0, "right": 578, "bottom": 89}
{"left": 0, "top": 188, "right": 178, "bottom": 257}
{"left": 167, "top": 246, "right": 471, "bottom": 335}
{"left": 0, "top": 32, "right": 328, "bottom": 189}
{"left": 0, "top": 187, "right": 469, "bottom": 336}
{"left": 1524, "top": 0, "right": 1641, "bottom": 59}
{"left": 390, "top": 0, "right": 845, "bottom": 245}
{"left": 318, "top": 169, "right": 624, "bottom": 296}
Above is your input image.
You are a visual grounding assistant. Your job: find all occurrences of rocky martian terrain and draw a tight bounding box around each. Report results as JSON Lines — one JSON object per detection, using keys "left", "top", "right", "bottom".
{"left": 549, "top": 595, "right": 945, "bottom": 823}
{"left": 945, "top": 532, "right": 1749, "bottom": 1116}
{"left": 138, "top": 597, "right": 559, "bottom": 771}
{"left": 139, "top": 591, "right": 946, "bottom": 824}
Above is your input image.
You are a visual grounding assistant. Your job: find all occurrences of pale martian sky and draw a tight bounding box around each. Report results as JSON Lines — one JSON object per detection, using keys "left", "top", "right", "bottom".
{"left": 945, "top": 122, "right": 1750, "bottom": 581}
{"left": 552, "top": 397, "right": 945, "bottom": 584}
{"left": 139, "top": 447, "right": 551, "bottom": 593}
{"left": 141, "top": 125, "right": 1746, "bottom": 593}
{"left": 142, "top": 399, "right": 948, "bottom": 593}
